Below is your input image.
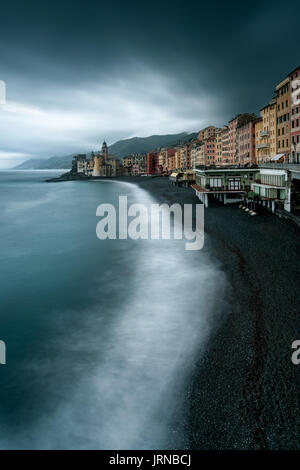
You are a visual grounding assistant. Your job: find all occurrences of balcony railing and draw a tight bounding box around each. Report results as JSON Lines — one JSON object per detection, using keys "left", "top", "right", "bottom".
{"left": 260, "top": 130, "right": 270, "bottom": 137}
{"left": 256, "top": 143, "right": 270, "bottom": 149}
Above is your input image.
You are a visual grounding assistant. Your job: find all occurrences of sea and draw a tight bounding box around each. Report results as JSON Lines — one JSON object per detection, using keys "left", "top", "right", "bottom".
{"left": 0, "top": 170, "right": 226, "bottom": 449}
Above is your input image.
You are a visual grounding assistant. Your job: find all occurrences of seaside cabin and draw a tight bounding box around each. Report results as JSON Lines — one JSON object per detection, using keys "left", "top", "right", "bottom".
{"left": 251, "top": 167, "right": 288, "bottom": 213}
{"left": 192, "top": 167, "right": 259, "bottom": 207}
{"left": 178, "top": 170, "right": 195, "bottom": 187}
{"left": 169, "top": 171, "right": 183, "bottom": 186}
{"left": 251, "top": 163, "right": 300, "bottom": 214}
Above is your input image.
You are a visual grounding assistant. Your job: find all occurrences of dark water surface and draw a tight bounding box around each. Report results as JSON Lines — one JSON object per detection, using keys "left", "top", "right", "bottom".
{"left": 0, "top": 171, "right": 226, "bottom": 449}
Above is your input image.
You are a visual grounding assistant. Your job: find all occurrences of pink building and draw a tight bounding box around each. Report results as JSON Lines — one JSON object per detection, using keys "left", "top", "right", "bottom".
{"left": 221, "top": 126, "right": 230, "bottom": 165}
{"left": 237, "top": 118, "right": 256, "bottom": 165}
{"left": 228, "top": 114, "right": 257, "bottom": 165}
{"left": 228, "top": 117, "right": 238, "bottom": 164}
{"left": 290, "top": 65, "right": 300, "bottom": 163}
{"left": 204, "top": 138, "right": 216, "bottom": 165}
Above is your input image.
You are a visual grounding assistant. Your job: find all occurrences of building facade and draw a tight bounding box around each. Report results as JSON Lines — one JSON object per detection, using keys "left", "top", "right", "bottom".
{"left": 276, "top": 77, "right": 291, "bottom": 161}
{"left": 237, "top": 117, "right": 256, "bottom": 166}
{"left": 289, "top": 66, "right": 300, "bottom": 163}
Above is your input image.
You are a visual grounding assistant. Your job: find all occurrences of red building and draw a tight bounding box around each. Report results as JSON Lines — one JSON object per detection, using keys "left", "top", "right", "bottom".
{"left": 147, "top": 151, "right": 159, "bottom": 175}
{"left": 290, "top": 66, "right": 300, "bottom": 163}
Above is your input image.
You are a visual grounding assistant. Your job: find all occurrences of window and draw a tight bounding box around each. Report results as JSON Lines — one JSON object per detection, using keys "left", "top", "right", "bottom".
{"left": 209, "top": 178, "right": 222, "bottom": 188}
{"left": 228, "top": 178, "right": 241, "bottom": 190}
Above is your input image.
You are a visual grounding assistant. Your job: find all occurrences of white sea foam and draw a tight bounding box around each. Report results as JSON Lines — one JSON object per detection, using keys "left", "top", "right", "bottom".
{"left": 0, "top": 183, "right": 227, "bottom": 449}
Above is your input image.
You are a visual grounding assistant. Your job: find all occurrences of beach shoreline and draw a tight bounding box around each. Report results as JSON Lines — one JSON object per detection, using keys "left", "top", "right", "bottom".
{"left": 122, "top": 176, "right": 300, "bottom": 449}
{"left": 45, "top": 172, "right": 300, "bottom": 448}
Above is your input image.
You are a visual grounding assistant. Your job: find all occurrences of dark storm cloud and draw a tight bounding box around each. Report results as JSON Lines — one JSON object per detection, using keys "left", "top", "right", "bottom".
{"left": 0, "top": 0, "right": 300, "bottom": 167}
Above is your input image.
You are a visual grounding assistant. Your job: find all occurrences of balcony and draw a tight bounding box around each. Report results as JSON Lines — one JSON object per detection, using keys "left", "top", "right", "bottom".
{"left": 260, "top": 130, "right": 270, "bottom": 137}
{"left": 256, "top": 143, "right": 270, "bottom": 149}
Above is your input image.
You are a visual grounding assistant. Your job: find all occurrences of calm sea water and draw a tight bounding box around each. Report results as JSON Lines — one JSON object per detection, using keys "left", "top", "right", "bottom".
{"left": 0, "top": 170, "right": 226, "bottom": 449}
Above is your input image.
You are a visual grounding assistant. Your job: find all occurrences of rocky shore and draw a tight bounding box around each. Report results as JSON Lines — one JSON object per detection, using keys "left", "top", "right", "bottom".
{"left": 126, "top": 176, "right": 300, "bottom": 450}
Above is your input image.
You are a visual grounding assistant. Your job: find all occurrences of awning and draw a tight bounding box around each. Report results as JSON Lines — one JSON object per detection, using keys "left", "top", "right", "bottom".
{"left": 170, "top": 172, "right": 178, "bottom": 177}
{"left": 271, "top": 153, "right": 284, "bottom": 161}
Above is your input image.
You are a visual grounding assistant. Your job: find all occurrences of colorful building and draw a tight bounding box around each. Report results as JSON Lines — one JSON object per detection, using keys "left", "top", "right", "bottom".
{"left": 198, "top": 126, "right": 216, "bottom": 141}
{"left": 289, "top": 66, "right": 300, "bottom": 163}
{"left": 276, "top": 76, "right": 291, "bottom": 162}
{"left": 237, "top": 116, "right": 256, "bottom": 166}
{"left": 192, "top": 168, "right": 259, "bottom": 207}
{"left": 215, "top": 128, "right": 223, "bottom": 164}
{"left": 221, "top": 126, "right": 230, "bottom": 165}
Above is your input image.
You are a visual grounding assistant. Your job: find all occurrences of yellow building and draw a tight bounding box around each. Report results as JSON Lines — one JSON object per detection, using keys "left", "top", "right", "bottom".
{"left": 158, "top": 148, "right": 168, "bottom": 171}
{"left": 255, "top": 99, "right": 277, "bottom": 163}
{"left": 122, "top": 156, "right": 133, "bottom": 167}
{"left": 167, "top": 152, "right": 176, "bottom": 171}
{"left": 276, "top": 76, "right": 291, "bottom": 161}
{"left": 175, "top": 147, "right": 182, "bottom": 170}
{"left": 198, "top": 126, "right": 216, "bottom": 141}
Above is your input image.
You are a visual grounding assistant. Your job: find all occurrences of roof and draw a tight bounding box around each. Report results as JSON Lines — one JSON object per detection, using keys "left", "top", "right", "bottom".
{"left": 288, "top": 65, "right": 300, "bottom": 77}
{"left": 271, "top": 153, "right": 284, "bottom": 161}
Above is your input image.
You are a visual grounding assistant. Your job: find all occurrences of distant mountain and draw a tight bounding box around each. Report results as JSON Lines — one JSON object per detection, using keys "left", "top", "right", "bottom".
{"left": 107, "top": 132, "right": 197, "bottom": 158}
{"left": 13, "top": 131, "right": 198, "bottom": 169}
{"left": 14, "top": 154, "right": 74, "bottom": 170}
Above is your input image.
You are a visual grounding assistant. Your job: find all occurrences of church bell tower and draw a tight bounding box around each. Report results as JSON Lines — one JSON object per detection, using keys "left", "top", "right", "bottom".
{"left": 102, "top": 140, "right": 108, "bottom": 163}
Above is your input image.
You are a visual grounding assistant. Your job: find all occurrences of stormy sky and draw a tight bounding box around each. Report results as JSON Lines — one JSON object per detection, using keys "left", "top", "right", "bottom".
{"left": 0, "top": 0, "right": 299, "bottom": 168}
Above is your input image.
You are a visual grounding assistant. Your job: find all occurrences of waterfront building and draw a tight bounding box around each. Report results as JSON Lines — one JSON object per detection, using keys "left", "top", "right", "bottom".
{"left": 198, "top": 126, "right": 216, "bottom": 141}
{"left": 158, "top": 148, "right": 167, "bottom": 172}
{"left": 179, "top": 145, "right": 188, "bottom": 170}
{"left": 215, "top": 128, "right": 223, "bottom": 165}
{"left": 276, "top": 76, "right": 291, "bottom": 162}
{"left": 289, "top": 66, "right": 300, "bottom": 164}
{"left": 74, "top": 154, "right": 87, "bottom": 173}
{"left": 251, "top": 167, "right": 289, "bottom": 212}
{"left": 174, "top": 147, "right": 182, "bottom": 170}
{"left": 102, "top": 141, "right": 108, "bottom": 163}
{"left": 252, "top": 162, "right": 300, "bottom": 214}
{"left": 191, "top": 142, "right": 199, "bottom": 169}
{"left": 228, "top": 114, "right": 256, "bottom": 164}
{"left": 72, "top": 141, "right": 119, "bottom": 177}
{"left": 146, "top": 151, "right": 159, "bottom": 174}
{"left": 221, "top": 126, "right": 230, "bottom": 165}
{"left": 194, "top": 138, "right": 216, "bottom": 167}
{"left": 196, "top": 142, "right": 205, "bottom": 166}
{"left": 192, "top": 167, "right": 259, "bottom": 207}
{"left": 92, "top": 154, "right": 104, "bottom": 176}
{"left": 255, "top": 99, "right": 277, "bottom": 163}
{"left": 123, "top": 153, "right": 147, "bottom": 175}
{"left": 122, "top": 156, "right": 133, "bottom": 168}
{"left": 166, "top": 148, "right": 176, "bottom": 172}
{"left": 237, "top": 116, "right": 256, "bottom": 166}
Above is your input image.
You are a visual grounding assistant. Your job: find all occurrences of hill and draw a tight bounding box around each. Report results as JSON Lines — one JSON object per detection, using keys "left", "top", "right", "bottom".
{"left": 13, "top": 131, "right": 198, "bottom": 169}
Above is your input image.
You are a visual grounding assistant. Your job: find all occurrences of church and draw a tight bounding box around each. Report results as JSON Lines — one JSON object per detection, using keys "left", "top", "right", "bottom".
{"left": 73, "top": 141, "right": 121, "bottom": 177}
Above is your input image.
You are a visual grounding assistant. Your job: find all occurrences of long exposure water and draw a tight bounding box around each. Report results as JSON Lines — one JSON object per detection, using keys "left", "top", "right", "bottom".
{"left": 0, "top": 170, "right": 226, "bottom": 449}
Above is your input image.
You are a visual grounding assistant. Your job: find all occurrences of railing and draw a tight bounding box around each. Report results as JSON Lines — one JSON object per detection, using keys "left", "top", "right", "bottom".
{"left": 260, "top": 131, "right": 270, "bottom": 137}
{"left": 258, "top": 163, "right": 300, "bottom": 170}
{"left": 256, "top": 143, "right": 270, "bottom": 149}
